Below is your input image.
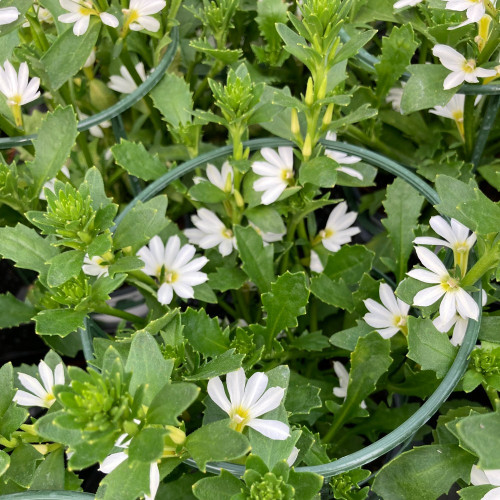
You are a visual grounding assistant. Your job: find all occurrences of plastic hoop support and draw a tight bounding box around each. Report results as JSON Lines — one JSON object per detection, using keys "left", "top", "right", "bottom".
{"left": 0, "top": 26, "right": 179, "bottom": 150}
{"left": 114, "top": 137, "right": 481, "bottom": 478}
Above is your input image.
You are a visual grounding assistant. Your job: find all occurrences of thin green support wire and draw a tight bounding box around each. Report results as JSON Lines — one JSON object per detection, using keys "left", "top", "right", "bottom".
{"left": 115, "top": 136, "right": 479, "bottom": 479}
{"left": 0, "top": 26, "right": 179, "bottom": 150}
{"left": 3, "top": 492, "right": 94, "bottom": 500}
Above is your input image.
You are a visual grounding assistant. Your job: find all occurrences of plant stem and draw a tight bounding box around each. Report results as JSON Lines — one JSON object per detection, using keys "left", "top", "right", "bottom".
{"left": 462, "top": 244, "right": 500, "bottom": 287}
{"left": 93, "top": 304, "right": 146, "bottom": 326}
{"left": 482, "top": 382, "right": 500, "bottom": 410}
{"left": 463, "top": 95, "right": 476, "bottom": 159}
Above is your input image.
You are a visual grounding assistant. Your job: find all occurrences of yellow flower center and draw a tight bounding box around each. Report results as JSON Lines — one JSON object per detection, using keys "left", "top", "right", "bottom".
{"left": 230, "top": 406, "right": 251, "bottom": 432}
{"left": 462, "top": 59, "right": 477, "bottom": 74}
{"left": 165, "top": 271, "right": 179, "bottom": 284}
{"left": 319, "top": 229, "right": 333, "bottom": 239}
{"left": 79, "top": 6, "right": 96, "bottom": 16}
{"left": 222, "top": 228, "right": 233, "bottom": 239}
{"left": 394, "top": 315, "right": 408, "bottom": 335}
{"left": 43, "top": 393, "right": 56, "bottom": 407}
{"left": 280, "top": 169, "right": 293, "bottom": 181}
{"left": 441, "top": 276, "right": 459, "bottom": 292}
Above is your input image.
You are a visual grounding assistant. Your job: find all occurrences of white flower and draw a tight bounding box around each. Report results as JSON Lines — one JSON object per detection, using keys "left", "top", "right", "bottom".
{"left": 414, "top": 216, "right": 476, "bottom": 276}
{"left": 123, "top": 0, "right": 166, "bottom": 32}
{"left": 23, "top": 6, "right": 54, "bottom": 27}
{"left": 249, "top": 222, "right": 285, "bottom": 246}
{"left": 184, "top": 208, "right": 236, "bottom": 257}
{"left": 82, "top": 254, "right": 110, "bottom": 278}
{"left": 0, "top": 7, "right": 20, "bottom": 25}
{"left": 77, "top": 110, "right": 111, "bottom": 138}
{"left": 407, "top": 246, "right": 479, "bottom": 323}
{"left": 393, "top": 0, "right": 423, "bottom": 8}
{"left": 0, "top": 61, "right": 40, "bottom": 127}
{"left": 252, "top": 147, "right": 294, "bottom": 205}
{"left": 386, "top": 85, "right": 404, "bottom": 113}
{"left": 445, "top": 0, "right": 488, "bottom": 28}
{"left": 432, "top": 44, "right": 496, "bottom": 89}
{"left": 317, "top": 201, "right": 361, "bottom": 253}
{"left": 107, "top": 63, "right": 146, "bottom": 94}
{"left": 333, "top": 362, "right": 366, "bottom": 409}
{"left": 324, "top": 132, "right": 364, "bottom": 180}
{"left": 194, "top": 161, "right": 234, "bottom": 193}
{"left": 137, "top": 235, "right": 208, "bottom": 305}
{"left": 208, "top": 368, "right": 290, "bottom": 440}
{"left": 470, "top": 464, "right": 500, "bottom": 496}
{"left": 287, "top": 447, "right": 299, "bottom": 466}
{"left": 309, "top": 250, "right": 325, "bottom": 273}
{"left": 364, "top": 283, "right": 411, "bottom": 339}
{"left": 100, "top": 435, "right": 159, "bottom": 500}
{"left": 430, "top": 94, "right": 467, "bottom": 137}
{"left": 39, "top": 166, "right": 70, "bottom": 200}
{"left": 58, "top": 0, "right": 119, "bottom": 36}
{"left": 433, "top": 290, "right": 487, "bottom": 346}
{"left": 14, "top": 360, "right": 64, "bottom": 409}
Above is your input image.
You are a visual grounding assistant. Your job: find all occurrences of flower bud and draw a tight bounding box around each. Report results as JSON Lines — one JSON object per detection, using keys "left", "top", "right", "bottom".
{"left": 291, "top": 108, "right": 300, "bottom": 137}
{"left": 322, "top": 103, "right": 334, "bottom": 127}
{"left": 303, "top": 133, "right": 312, "bottom": 159}
{"left": 305, "top": 77, "right": 314, "bottom": 107}
{"left": 234, "top": 189, "right": 245, "bottom": 208}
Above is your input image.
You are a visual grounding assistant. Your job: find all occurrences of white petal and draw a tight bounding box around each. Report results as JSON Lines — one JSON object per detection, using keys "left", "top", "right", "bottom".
{"left": 226, "top": 368, "right": 246, "bottom": 407}
{"left": 246, "top": 419, "right": 290, "bottom": 440}
{"left": 407, "top": 269, "right": 442, "bottom": 284}
{"left": 207, "top": 377, "right": 231, "bottom": 414}
{"left": 413, "top": 285, "right": 445, "bottom": 306}
{"left": 17, "top": 373, "right": 48, "bottom": 400}
{"left": 415, "top": 246, "right": 449, "bottom": 276}
{"left": 38, "top": 360, "right": 54, "bottom": 394}
{"left": 241, "top": 372, "right": 269, "bottom": 409}
{"left": 99, "top": 452, "right": 128, "bottom": 474}
{"left": 443, "top": 71, "right": 466, "bottom": 90}
{"left": 157, "top": 283, "right": 173, "bottom": 305}
{"left": 250, "top": 387, "right": 285, "bottom": 417}
{"left": 482, "top": 487, "right": 500, "bottom": 500}
{"left": 260, "top": 183, "right": 287, "bottom": 205}
{"left": 145, "top": 462, "right": 160, "bottom": 500}
{"left": 13, "top": 390, "right": 46, "bottom": 408}
{"left": 439, "top": 292, "right": 457, "bottom": 323}
{"left": 484, "top": 470, "right": 500, "bottom": 487}
{"left": 379, "top": 283, "right": 400, "bottom": 315}
{"left": 54, "top": 363, "right": 65, "bottom": 386}
{"left": 333, "top": 361, "right": 349, "bottom": 390}
{"left": 455, "top": 288, "right": 479, "bottom": 321}
{"left": 100, "top": 12, "right": 119, "bottom": 27}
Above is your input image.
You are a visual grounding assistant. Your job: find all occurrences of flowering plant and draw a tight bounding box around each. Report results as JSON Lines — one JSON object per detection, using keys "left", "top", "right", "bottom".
{"left": 0, "top": 0, "right": 499, "bottom": 499}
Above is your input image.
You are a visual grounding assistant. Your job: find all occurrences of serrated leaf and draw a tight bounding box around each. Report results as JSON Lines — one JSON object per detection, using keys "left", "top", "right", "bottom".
{"left": 310, "top": 275, "right": 355, "bottom": 312}
{"left": 208, "top": 267, "right": 248, "bottom": 292}
{"left": 193, "top": 469, "right": 243, "bottom": 500}
{"left": 184, "top": 349, "right": 244, "bottom": 381}
{"left": 34, "top": 309, "right": 87, "bottom": 337}
{"left": 96, "top": 459, "right": 150, "bottom": 500}
{"left": 0, "top": 294, "right": 36, "bottom": 329}
{"left": 407, "top": 317, "right": 457, "bottom": 378}
{"left": 323, "top": 244, "right": 374, "bottom": 285}
{"left": 299, "top": 156, "right": 338, "bottom": 187}
{"left": 372, "top": 444, "right": 475, "bottom": 500}
{"left": 47, "top": 250, "right": 85, "bottom": 287}
{"left": 111, "top": 140, "right": 166, "bottom": 182}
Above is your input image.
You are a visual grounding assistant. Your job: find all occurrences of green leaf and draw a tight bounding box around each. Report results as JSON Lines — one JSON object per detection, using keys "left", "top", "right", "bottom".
{"left": 41, "top": 19, "right": 100, "bottom": 90}
{"left": 184, "top": 349, "right": 244, "bottom": 381}
{"left": 188, "top": 182, "right": 228, "bottom": 203}
{"left": 111, "top": 140, "right": 166, "bottom": 182}
{"left": 375, "top": 25, "right": 419, "bottom": 98}
{"left": 382, "top": 178, "right": 424, "bottom": 282}
{"left": 34, "top": 309, "right": 87, "bottom": 337}
{"left": 262, "top": 272, "right": 309, "bottom": 348}
{"left": 27, "top": 107, "right": 78, "bottom": 196}
{"left": 0, "top": 224, "right": 58, "bottom": 276}
{"left": 288, "top": 469, "right": 324, "bottom": 500}
{"left": 113, "top": 196, "right": 169, "bottom": 250}
{"left": 0, "top": 450, "right": 9, "bottom": 478}
{"left": 346, "top": 332, "right": 392, "bottom": 409}
{"left": 330, "top": 321, "right": 375, "bottom": 351}
{"left": 245, "top": 206, "right": 286, "bottom": 234}
{"left": 310, "top": 275, "right": 355, "bottom": 312}
{"left": 108, "top": 256, "right": 145, "bottom": 277}
{"left": 2, "top": 444, "right": 43, "bottom": 488}
{"left": 407, "top": 317, "right": 457, "bottom": 378}
{"left": 459, "top": 485, "right": 497, "bottom": 499}
{"left": 323, "top": 244, "right": 374, "bottom": 286}
{"left": 128, "top": 428, "right": 166, "bottom": 463}
{"left": 181, "top": 308, "right": 229, "bottom": 357}
{"left": 126, "top": 331, "right": 174, "bottom": 405}
{"left": 193, "top": 469, "right": 243, "bottom": 500}
{"left": 147, "top": 382, "right": 200, "bottom": 426}
{"left": 435, "top": 175, "right": 477, "bottom": 228}
{"left": 372, "top": 444, "right": 475, "bottom": 500}
{"left": 190, "top": 40, "right": 242, "bottom": 64}
{"left": 0, "top": 363, "right": 16, "bottom": 417}
{"left": 451, "top": 410, "right": 500, "bottom": 469}
{"left": 150, "top": 73, "right": 193, "bottom": 127}
{"left": 479, "top": 316, "right": 500, "bottom": 343}
{"left": 291, "top": 332, "right": 330, "bottom": 352}
{"left": 83, "top": 167, "right": 113, "bottom": 210}
{"left": 395, "top": 276, "right": 431, "bottom": 305}
{"left": 47, "top": 250, "right": 85, "bottom": 287}
{"left": 458, "top": 189, "right": 500, "bottom": 235}
{"left": 96, "top": 459, "right": 150, "bottom": 500}
{"left": 335, "top": 30, "right": 377, "bottom": 63}
{"left": 234, "top": 225, "right": 274, "bottom": 293}
{"left": 30, "top": 449, "right": 65, "bottom": 491}
{"left": 0, "top": 294, "right": 36, "bottom": 329}
{"left": 208, "top": 267, "right": 248, "bottom": 292}
{"left": 185, "top": 420, "right": 251, "bottom": 473}
{"left": 299, "top": 156, "right": 338, "bottom": 187}
{"left": 275, "top": 23, "right": 319, "bottom": 69}
{"left": 401, "top": 65, "right": 457, "bottom": 114}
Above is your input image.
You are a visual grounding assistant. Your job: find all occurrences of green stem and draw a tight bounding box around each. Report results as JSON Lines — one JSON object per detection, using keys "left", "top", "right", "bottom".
{"left": 77, "top": 134, "right": 94, "bottom": 168}
{"left": 235, "top": 291, "right": 252, "bottom": 324}
{"left": 463, "top": 95, "right": 476, "bottom": 159}
{"left": 218, "top": 296, "right": 238, "bottom": 319}
{"left": 462, "top": 245, "right": 500, "bottom": 287}
{"left": 482, "top": 382, "right": 499, "bottom": 410}
{"left": 93, "top": 304, "right": 146, "bottom": 326}
{"left": 323, "top": 398, "right": 355, "bottom": 444}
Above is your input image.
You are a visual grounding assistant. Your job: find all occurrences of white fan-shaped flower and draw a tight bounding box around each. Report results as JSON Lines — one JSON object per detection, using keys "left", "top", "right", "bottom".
{"left": 0, "top": 7, "right": 20, "bottom": 25}
{"left": 107, "top": 63, "right": 147, "bottom": 94}
{"left": 82, "top": 254, "right": 110, "bottom": 278}
{"left": 208, "top": 368, "right": 290, "bottom": 440}
{"left": 40, "top": 166, "right": 70, "bottom": 200}
{"left": 194, "top": 161, "right": 234, "bottom": 193}
{"left": 185, "top": 208, "right": 236, "bottom": 256}
{"left": 393, "top": 0, "right": 423, "bottom": 8}
{"left": 123, "top": 0, "right": 166, "bottom": 32}
{"left": 324, "top": 132, "right": 364, "bottom": 180}
{"left": 137, "top": 235, "right": 208, "bottom": 305}
{"left": 100, "top": 435, "right": 159, "bottom": 500}
{"left": 364, "top": 283, "right": 411, "bottom": 338}
{"left": 317, "top": 201, "right": 361, "bottom": 252}
{"left": 414, "top": 216, "right": 476, "bottom": 276}
{"left": 309, "top": 250, "right": 325, "bottom": 273}
{"left": 432, "top": 44, "right": 496, "bottom": 89}
{"left": 248, "top": 222, "right": 285, "bottom": 246}
{"left": 332, "top": 362, "right": 366, "bottom": 409}
{"left": 252, "top": 147, "right": 295, "bottom": 205}
{"left": 58, "top": 0, "right": 119, "bottom": 36}
{"left": 14, "top": 360, "right": 64, "bottom": 409}
{"left": 445, "top": 0, "right": 488, "bottom": 28}
{"left": 407, "top": 246, "right": 479, "bottom": 323}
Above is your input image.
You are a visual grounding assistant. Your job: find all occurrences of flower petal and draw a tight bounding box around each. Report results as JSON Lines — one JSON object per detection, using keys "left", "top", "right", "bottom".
{"left": 246, "top": 418, "right": 290, "bottom": 440}
{"left": 207, "top": 377, "right": 231, "bottom": 414}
